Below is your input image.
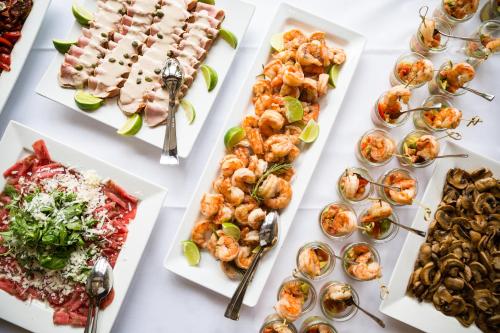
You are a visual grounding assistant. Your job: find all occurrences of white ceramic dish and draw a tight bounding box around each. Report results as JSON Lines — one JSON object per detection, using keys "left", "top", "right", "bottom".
{"left": 35, "top": 0, "right": 254, "bottom": 158}
{"left": 0, "top": 0, "right": 51, "bottom": 114}
{"left": 380, "top": 141, "right": 500, "bottom": 333}
{"left": 0, "top": 121, "right": 168, "bottom": 333}
{"left": 164, "top": 2, "right": 366, "bottom": 307}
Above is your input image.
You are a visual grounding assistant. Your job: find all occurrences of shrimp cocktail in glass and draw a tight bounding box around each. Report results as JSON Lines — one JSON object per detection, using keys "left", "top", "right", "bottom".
{"left": 300, "top": 316, "right": 337, "bottom": 333}
{"left": 428, "top": 60, "right": 476, "bottom": 97}
{"left": 260, "top": 314, "right": 297, "bottom": 333}
{"left": 296, "top": 242, "right": 335, "bottom": 280}
{"left": 356, "top": 129, "right": 396, "bottom": 167}
{"left": 358, "top": 200, "right": 399, "bottom": 243}
{"left": 410, "top": 17, "right": 452, "bottom": 55}
{"left": 337, "top": 167, "right": 373, "bottom": 204}
{"left": 465, "top": 20, "right": 500, "bottom": 65}
{"left": 275, "top": 277, "right": 317, "bottom": 322}
{"left": 413, "top": 95, "right": 462, "bottom": 131}
{"left": 390, "top": 53, "right": 434, "bottom": 88}
{"left": 378, "top": 168, "right": 418, "bottom": 206}
{"left": 319, "top": 202, "right": 357, "bottom": 240}
{"left": 342, "top": 243, "right": 382, "bottom": 281}
{"left": 372, "top": 85, "right": 412, "bottom": 128}
{"left": 319, "top": 282, "right": 359, "bottom": 321}
{"left": 434, "top": 0, "right": 480, "bottom": 25}
{"left": 398, "top": 130, "right": 440, "bottom": 168}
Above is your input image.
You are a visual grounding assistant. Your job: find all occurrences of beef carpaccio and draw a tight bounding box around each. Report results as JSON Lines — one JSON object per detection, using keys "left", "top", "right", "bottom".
{"left": 0, "top": 140, "right": 138, "bottom": 327}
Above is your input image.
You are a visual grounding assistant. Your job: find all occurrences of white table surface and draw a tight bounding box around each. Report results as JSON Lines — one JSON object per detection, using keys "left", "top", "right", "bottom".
{"left": 0, "top": 0, "right": 499, "bottom": 332}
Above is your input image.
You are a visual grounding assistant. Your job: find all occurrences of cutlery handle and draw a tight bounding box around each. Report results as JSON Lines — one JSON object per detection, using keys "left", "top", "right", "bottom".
{"left": 461, "top": 86, "right": 495, "bottom": 101}
{"left": 224, "top": 247, "right": 265, "bottom": 320}
{"left": 91, "top": 304, "right": 100, "bottom": 333}
{"left": 84, "top": 299, "right": 94, "bottom": 333}
{"left": 161, "top": 82, "right": 179, "bottom": 164}
{"left": 391, "top": 221, "right": 426, "bottom": 238}
{"left": 355, "top": 303, "right": 386, "bottom": 328}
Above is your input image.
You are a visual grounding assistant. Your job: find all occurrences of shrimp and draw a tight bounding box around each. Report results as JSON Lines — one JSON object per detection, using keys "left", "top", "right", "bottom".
{"left": 242, "top": 115, "right": 265, "bottom": 156}
{"left": 284, "top": 126, "right": 302, "bottom": 145}
{"left": 220, "top": 154, "right": 245, "bottom": 177}
{"left": 301, "top": 78, "right": 319, "bottom": 103}
{"left": 416, "top": 134, "right": 439, "bottom": 160}
{"left": 282, "top": 63, "right": 304, "bottom": 87}
{"left": 191, "top": 219, "right": 215, "bottom": 248}
{"left": 424, "top": 107, "right": 462, "bottom": 129}
{"left": 259, "top": 110, "right": 285, "bottom": 137}
{"left": 341, "top": 174, "right": 360, "bottom": 199}
{"left": 206, "top": 232, "right": 218, "bottom": 256}
{"left": 379, "top": 85, "right": 412, "bottom": 117}
{"left": 200, "top": 193, "right": 224, "bottom": 217}
{"left": 279, "top": 84, "right": 300, "bottom": 98}
{"left": 235, "top": 246, "right": 256, "bottom": 269}
{"left": 273, "top": 49, "right": 296, "bottom": 63}
{"left": 231, "top": 168, "right": 256, "bottom": 192}
{"left": 254, "top": 94, "right": 275, "bottom": 116}
{"left": 213, "top": 176, "right": 245, "bottom": 206}
{"left": 485, "top": 38, "right": 500, "bottom": 53}
{"left": 240, "top": 227, "right": 260, "bottom": 246}
{"left": 263, "top": 323, "right": 293, "bottom": 333}
{"left": 215, "top": 234, "right": 239, "bottom": 262}
{"left": 298, "top": 248, "right": 321, "bottom": 277}
{"left": 329, "top": 47, "right": 346, "bottom": 65}
{"left": 443, "top": 0, "right": 479, "bottom": 19}
{"left": 309, "top": 31, "right": 326, "bottom": 42}
{"left": 235, "top": 202, "right": 257, "bottom": 224}
{"left": 362, "top": 200, "right": 393, "bottom": 223}
{"left": 262, "top": 176, "right": 292, "bottom": 209}
{"left": 264, "top": 134, "right": 300, "bottom": 163}
{"left": 276, "top": 280, "right": 307, "bottom": 321}
{"left": 317, "top": 73, "right": 329, "bottom": 97}
{"left": 258, "top": 174, "right": 280, "bottom": 199}
{"left": 296, "top": 40, "right": 329, "bottom": 67}
{"left": 303, "top": 103, "right": 320, "bottom": 123}
{"left": 247, "top": 207, "right": 266, "bottom": 229}
{"left": 440, "top": 62, "right": 475, "bottom": 93}
{"left": 419, "top": 18, "right": 441, "bottom": 48}
{"left": 232, "top": 144, "right": 251, "bottom": 167}
{"left": 283, "top": 29, "right": 308, "bottom": 50}
{"left": 213, "top": 204, "right": 234, "bottom": 224}
{"left": 388, "top": 179, "right": 417, "bottom": 204}
{"left": 321, "top": 207, "right": 357, "bottom": 236}
{"left": 263, "top": 59, "right": 283, "bottom": 80}
{"left": 396, "top": 58, "right": 433, "bottom": 85}
{"left": 362, "top": 134, "right": 395, "bottom": 163}
{"left": 220, "top": 261, "right": 243, "bottom": 280}
{"left": 253, "top": 79, "right": 272, "bottom": 100}
{"left": 248, "top": 155, "right": 268, "bottom": 178}
{"left": 349, "top": 260, "right": 382, "bottom": 280}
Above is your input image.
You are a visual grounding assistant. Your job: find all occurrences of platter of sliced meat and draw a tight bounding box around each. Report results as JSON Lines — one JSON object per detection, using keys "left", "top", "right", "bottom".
{"left": 36, "top": 0, "right": 255, "bottom": 158}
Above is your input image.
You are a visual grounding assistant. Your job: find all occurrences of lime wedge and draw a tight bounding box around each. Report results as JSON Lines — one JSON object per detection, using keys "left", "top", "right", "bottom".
{"left": 198, "top": 0, "right": 215, "bottom": 4}
{"left": 283, "top": 96, "right": 304, "bottom": 123}
{"left": 328, "top": 64, "right": 341, "bottom": 88}
{"left": 270, "top": 32, "right": 284, "bottom": 52}
{"left": 53, "top": 39, "right": 77, "bottom": 54}
{"left": 117, "top": 114, "right": 142, "bottom": 136}
{"left": 72, "top": 3, "right": 93, "bottom": 26}
{"left": 74, "top": 90, "right": 103, "bottom": 111}
{"left": 224, "top": 126, "right": 245, "bottom": 149}
{"left": 219, "top": 28, "right": 238, "bottom": 49}
{"left": 180, "top": 99, "right": 196, "bottom": 124}
{"left": 222, "top": 222, "right": 240, "bottom": 241}
{"left": 182, "top": 240, "right": 200, "bottom": 266}
{"left": 200, "top": 64, "right": 218, "bottom": 92}
{"left": 299, "top": 119, "right": 319, "bottom": 143}
{"left": 300, "top": 282, "right": 310, "bottom": 295}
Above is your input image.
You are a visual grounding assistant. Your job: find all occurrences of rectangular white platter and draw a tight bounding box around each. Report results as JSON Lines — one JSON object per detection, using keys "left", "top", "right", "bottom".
{"left": 380, "top": 141, "right": 500, "bottom": 333}
{"left": 36, "top": 0, "right": 255, "bottom": 158}
{"left": 164, "top": 2, "right": 366, "bottom": 307}
{"left": 0, "top": 0, "right": 51, "bottom": 114}
{"left": 0, "top": 121, "right": 168, "bottom": 333}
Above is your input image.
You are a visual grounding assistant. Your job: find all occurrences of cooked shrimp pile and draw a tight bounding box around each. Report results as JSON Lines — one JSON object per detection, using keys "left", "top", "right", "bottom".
{"left": 340, "top": 170, "right": 369, "bottom": 200}
{"left": 422, "top": 106, "right": 462, "bottom": 129}
{"left": 383, "top": 170, "right": 417, "bottom": 205}
{"left": 320, "top": 204, "right": 357, "bottom": 237}
{"left": 275, "top": 280, "right": 310, "bottom": 321}
{"left": 403, "top": 134, "right": 440, "bottom": 164}
{"left": 345, "top": 244, "right": 382, "bottom": 281}
{"left": 191, "top": 29, "right": 345, "bottom": 276}
{"left": 443, "top": 0, "right": 479, "bottom": 19}
{"left": 360, "top": 132, "right": 396, "bottom": 163}
{"left": 396, "top": 58, "right": 433, "bottom": 86}
{"left": 419, "top": 18, "right": 442, "bottom": 48}
{"left": 377, "top": 85, "right": 412, "bottom": 123}
{"left": 439, "top": 61, "right": 475, "bottom": 93}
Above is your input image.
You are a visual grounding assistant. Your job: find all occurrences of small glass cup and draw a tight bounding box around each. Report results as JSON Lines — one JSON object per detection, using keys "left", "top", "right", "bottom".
{"left": 356, "top": 129, "right": 396, "bottom": 167}
{"left": 413, "top": 95, "right": 456, "bottom": 131}
{"left": 410, "top": 17, "right": 451, "bottom": 55}
{"left": 371, "top": 91, "right": 410, "bottom": 128}
{"left": 390, "top": 52, "right": 433, "bottom": 88}
{"left": 295, "top": 242, "right": 335, "bottom": 280}
{"left": 378, "top": 168, "right": 418, "bottom": 206}
{"left": 434, "top": 0, "right": 479, "bottom": 25}
{"left": 428, "top": 60, "right": 468, "bottom": 97}
{"left": 319, "top": 281, "right": 359, "bottom": 321}
{"left": 358, "top": 203, "right": 399, "bottom": 243}
{"left": 337, "top": 167, "right": 373, "bottom": 204}
{"left": 260, "top": 314, "right": 298, "bottom": 333}
{"left": 465, "top": 20, "right": 500, "bottom": 65}
{"left": 319, "top": 202, "right": 357, "bottom": 241}
{"left": 277, "top": 276, "right": 317, "bottom": 319}
{"left": 300, "top": 316, "right": 338, "bottom": 333}
{"left": 341, "top": 242, "right": 381, "bottom": 281}
{"left": 480, "top": 0, "right": 500, "bottom": 21}
{"left": 398, "top": 130, "right": 439, "bottom": 168}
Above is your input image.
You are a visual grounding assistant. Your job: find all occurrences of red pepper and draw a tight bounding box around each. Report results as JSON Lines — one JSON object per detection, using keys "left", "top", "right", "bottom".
{"left": 0, "top": 54, "right": 11, "bottom": 66}
{"left": 0, "top": 36, "right": 13, "bottom": 48}
{"left": 2, "top": 32, "right": 21, "bottom": 43}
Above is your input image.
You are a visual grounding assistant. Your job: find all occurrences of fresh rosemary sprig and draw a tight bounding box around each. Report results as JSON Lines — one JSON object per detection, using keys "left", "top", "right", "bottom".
{"left": 251, "top": 162, "right": 292, "bottom": 202}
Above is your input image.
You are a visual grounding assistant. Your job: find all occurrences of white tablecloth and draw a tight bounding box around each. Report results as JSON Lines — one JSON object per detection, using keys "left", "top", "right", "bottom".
{"left": 0, "top": 0, "right": 499, "bottom": 332}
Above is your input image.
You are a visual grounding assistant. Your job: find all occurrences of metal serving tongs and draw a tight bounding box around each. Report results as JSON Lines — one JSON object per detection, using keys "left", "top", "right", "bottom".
{"left": 160, "top": 57, "right": 184, "bottom": 165}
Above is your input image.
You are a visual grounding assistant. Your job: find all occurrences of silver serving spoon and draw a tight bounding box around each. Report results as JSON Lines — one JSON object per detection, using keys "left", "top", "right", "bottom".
{"left": 432, "top": 153, "right": 469, "bottom": 160}
{"left": 460, "top": 86, "right": 495, "bottom": 101}
{"left": 387, "top": 219, "right": 426, "bottom": 238}
{"left": 345, "top": 296, "right": 386, "bottom": 328}
{"left": 160, "top": 57, "right": 184, "bottom": 165}
{"left": 84, "top": 257, "right": 113, "bottom": 333}
{"left": 225, "top": 211, "right": 279, "bottom": 320}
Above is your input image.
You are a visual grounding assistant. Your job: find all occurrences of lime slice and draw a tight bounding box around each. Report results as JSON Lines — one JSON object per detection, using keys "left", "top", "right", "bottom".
{"left": 117, "top": 114, "right": 142, "bottom": 136}
{"left": 53, "top": 39, "right": 77, "bottom": 54}
{"left": 328, "top": 64, "right": 341, "bottom": 88}
{"left": 270, "top": 32, "right": 284, "bottom": 52}
{"left": 222, "top": 222, "right": 240, "bottom": 241}
{"left": 198, "top": 0, "right": 215, "bottom": 4}
{"left": 72, "top": 3, "right": 93, "bottom": 26}
{"left": 200, "top": 64, "right": 218, "bottom": 92}
{"left": 219, "top": 28, "right": 238, "bottom": 49}
{"left": 180, "top": 99, "right": 196, "bottom": 124}
{"left": 224, "top": 126, "right": 245, "bottom": 149}
{"left": 182, "top": 240, "right": 200, "bottom": 266}
{"left": 299, "top": 119, "right": 319, "bottom": 143}
{"left": 283, "top": 96, "right": 304, "bottom": 123}
{"left": 74, "top": 90, "right": 103, "bottom": 111}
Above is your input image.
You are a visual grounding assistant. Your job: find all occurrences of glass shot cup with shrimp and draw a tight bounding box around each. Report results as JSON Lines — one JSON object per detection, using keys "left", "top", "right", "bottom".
{"left": 378, "top": 168, "right": 418, "bottom": 206}
{"left": 398, "top": 130, "right": 440, "bottom": 168}
{"left": 390, "top": 52, "right": 434, "bottom": 88}
{"left": 319, "top": 281, "right": 359, "bottom": 322}
{"left": 356, "top": 129, "right": 396, "bottom": 167}
{"left": 410, "top": 17, "right": 452, "bottom": 54}
{"left": 428, "top": 60, "right": 475, "bottom": 97}
{"left": 319, "top": 202, "right": 357, "bottom": 240}
{"left": 337, "top": 167, "right": 373, "bottom": 204}
{"left": 358, "top": 200, "right": 399, "bottom": 243}
{"left": 413, "top": 95, "right": 462, "bottom": 131}
{"left": 295, "top": 242, "right": 335, "bottom": 280}
{"left": 372, "top": 85, "right": 412, "bottom": 128}
{"left": 260, "top": 314, "right": 298, "bottom": 333}
{"left": 341, "top": 242, "right": 382, "bottom": 281}
{"left": 465, "top": 20, "right": 500, "bottom": 65}
{"left": 434, "top": 0, "right": 480, "bottom": 25}
{"left": 275, "top": 277, "right": 317, "bottom": 322}
{"left": 300, "top": 316, "right": 338, "bottom": 333}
